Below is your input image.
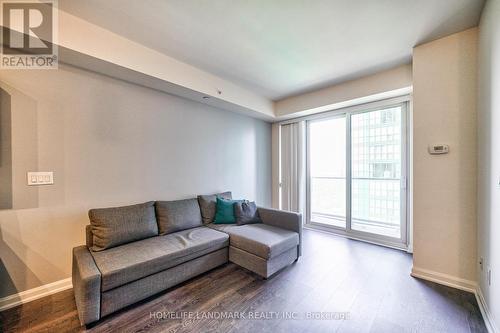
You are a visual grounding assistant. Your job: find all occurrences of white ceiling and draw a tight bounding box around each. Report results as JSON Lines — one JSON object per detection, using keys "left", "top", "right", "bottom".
{"left": 59, "top": 0, "right": 484, "bottom": 101}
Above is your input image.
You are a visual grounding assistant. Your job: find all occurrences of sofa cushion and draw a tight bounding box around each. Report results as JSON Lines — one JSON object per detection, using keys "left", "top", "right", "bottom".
{"left": 208, "top": 223, "right": 299, "bottom": 260}
{"left": 198, "top": 191, "right": 232, "bottom": 224}
{"left": 206, "top": 223, "right": 240, "bottom": 233}
{"left": 234, "top": 201, "right": 262, "bottom": 225}
{"left": 89, "top": 201, "right": 158, "bottom": 251}
{"left": 91, "top": 226, "right": 229, "bottom": 291}
{"left": 100, "top": 248, "right": 228, "bottom": 317}
{"left": 155, "top": 198, "right": 203, "bottom": 235}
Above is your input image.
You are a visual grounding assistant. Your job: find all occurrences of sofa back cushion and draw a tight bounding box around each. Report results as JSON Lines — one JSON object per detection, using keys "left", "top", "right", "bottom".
{"left": 85, "top": 225, "right": 93, "bottom": 248}
{"left": 89, "top": 201, "right": 158, "bottom": 251}
{"left": 197, "top": 191, "right": 232, "bottom": 224}
{"left": 155, "top": 198, "right": 203, "bottom": 235}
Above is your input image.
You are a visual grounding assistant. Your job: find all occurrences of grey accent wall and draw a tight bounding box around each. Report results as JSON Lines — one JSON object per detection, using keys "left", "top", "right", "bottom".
{"left": 0, "top": 64, "right": 271, "bottom": 297}
{"left": 478, "top": 0, "right": 500, "bottom": 329}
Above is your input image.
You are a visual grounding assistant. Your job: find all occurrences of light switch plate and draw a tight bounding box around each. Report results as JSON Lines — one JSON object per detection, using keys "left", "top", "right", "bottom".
{"left": 27, "top": 172, "right": 54, "bottom": 186}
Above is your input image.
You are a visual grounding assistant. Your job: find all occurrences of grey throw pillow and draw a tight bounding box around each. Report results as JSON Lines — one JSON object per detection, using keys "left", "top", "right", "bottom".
{"left": 197, "top": 191, "right": 232, "bottom": 224}
{"left": 234, "top": 201, "right": 262, "bottom": 225}
{"left": 89, "top": 201, "right": 158, "bottom": 251}
{"left": 155, "top": 198, "right": 203, "bottom": 235}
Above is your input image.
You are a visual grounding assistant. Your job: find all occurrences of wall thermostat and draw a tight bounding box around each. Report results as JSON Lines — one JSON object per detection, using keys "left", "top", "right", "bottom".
{"left": 428, "top": 144, "right": 449, "bottom": 155}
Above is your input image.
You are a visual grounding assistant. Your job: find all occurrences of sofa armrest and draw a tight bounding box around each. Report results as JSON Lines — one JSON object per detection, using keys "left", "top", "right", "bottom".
{"left": 257, "top": 207, "right": 303, "bottom": 257}
{"left": 72, "top": 245, "right": 101, "bottom": 325}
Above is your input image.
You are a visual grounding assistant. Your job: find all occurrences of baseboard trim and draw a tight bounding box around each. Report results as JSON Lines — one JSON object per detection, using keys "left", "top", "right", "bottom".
{"left": 0, "top": 278, "right": 73, "bottom": 312}
{"left": 475, "top": 286, "right": 499, "bottom": 333}
{"left": 411, "top": 266, "right": 499, "bottom": 333}
{"left": 410, "top": 266, "right": 476, "bottom": 293}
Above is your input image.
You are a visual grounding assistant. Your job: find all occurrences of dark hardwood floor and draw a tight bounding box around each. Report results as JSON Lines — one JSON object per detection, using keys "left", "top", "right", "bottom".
{"left": 0, "top": 229, "right": 487, "bottom": 333}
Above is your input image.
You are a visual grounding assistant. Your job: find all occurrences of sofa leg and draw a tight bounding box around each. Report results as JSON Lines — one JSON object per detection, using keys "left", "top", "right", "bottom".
{"left": 84, "top": 321, "right": 99, "bottom": 330}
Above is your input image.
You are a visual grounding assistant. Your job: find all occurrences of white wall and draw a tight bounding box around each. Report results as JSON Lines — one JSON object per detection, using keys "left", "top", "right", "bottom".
{"left": 274, "top": 64, "right": 412, "bottom": 119}
{"left": 412, "top": 28, "right": 478, "bottom": 290}
{"left": 0, "top": 64, "right": 271, "bottom": 298}
{"left": 478, "top": 0, "right": 500, "bottom": 329}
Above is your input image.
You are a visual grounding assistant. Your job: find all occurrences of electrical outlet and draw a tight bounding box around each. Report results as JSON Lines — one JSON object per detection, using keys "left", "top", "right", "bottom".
{"left": 479, "top": 257, "right": 484, "bottom": 271}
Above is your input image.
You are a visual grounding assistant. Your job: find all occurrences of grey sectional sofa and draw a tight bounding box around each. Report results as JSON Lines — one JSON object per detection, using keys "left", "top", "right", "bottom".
{"left": 72, "top": 194, "right": 302, "bottom": 325}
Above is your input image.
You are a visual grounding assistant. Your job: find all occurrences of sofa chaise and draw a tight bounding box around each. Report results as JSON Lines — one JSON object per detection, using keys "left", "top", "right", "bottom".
{"left": 72, "top": 193, "right": 302, "bottom": 325}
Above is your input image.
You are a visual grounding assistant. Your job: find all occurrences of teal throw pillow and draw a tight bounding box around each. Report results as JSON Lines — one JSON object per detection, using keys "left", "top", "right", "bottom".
{"left": 214, "top": 197, "right": 242, "bottom": 224}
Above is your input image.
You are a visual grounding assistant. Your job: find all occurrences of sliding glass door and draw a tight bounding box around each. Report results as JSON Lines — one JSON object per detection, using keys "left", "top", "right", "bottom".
{"left": 309, "top": 116, "right": 346, "bottom": 228}
{"left": 307, "top": 102, "right": 408, "bottom": 247}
